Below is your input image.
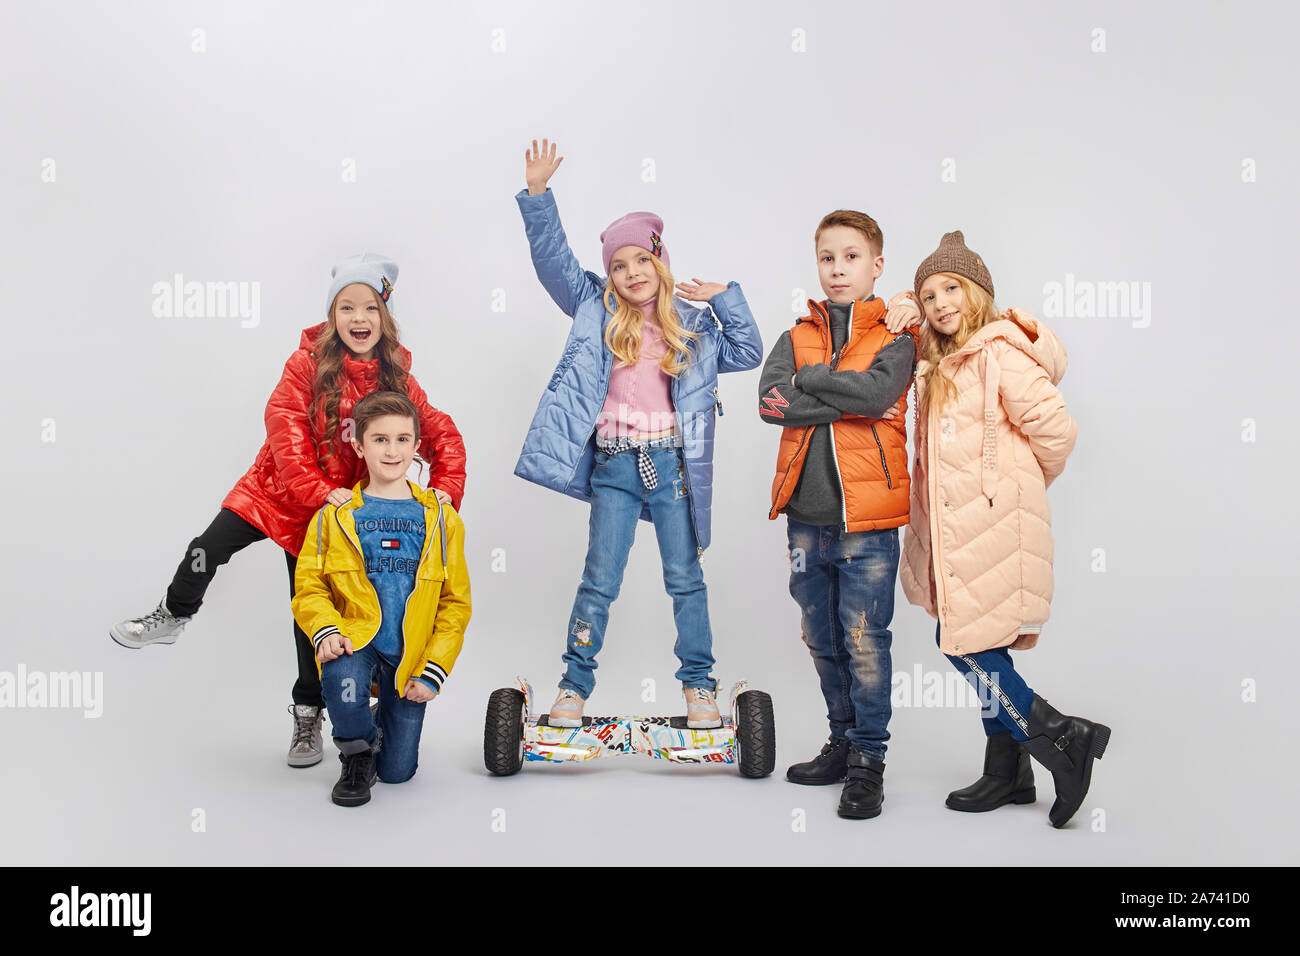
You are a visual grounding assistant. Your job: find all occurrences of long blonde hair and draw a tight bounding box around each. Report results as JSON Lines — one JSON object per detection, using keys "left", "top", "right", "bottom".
{"left": 603, "top": 254, "right": 698, "bottom": 378}
{"left": 917, "top": 273, "right": 998, "bottom": 423}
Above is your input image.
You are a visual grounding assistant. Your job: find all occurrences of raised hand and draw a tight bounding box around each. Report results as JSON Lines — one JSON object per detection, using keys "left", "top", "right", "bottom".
{"left": 675, "top": 278, "right": 728, "bottom": 302}
{"left": 526, "top": 138, "right": 564, "bottom": 196}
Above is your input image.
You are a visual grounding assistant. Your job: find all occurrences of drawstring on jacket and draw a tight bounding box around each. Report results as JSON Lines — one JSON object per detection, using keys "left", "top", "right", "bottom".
{"left": 981, "top": 349, "right": 1000, "bottom": 507}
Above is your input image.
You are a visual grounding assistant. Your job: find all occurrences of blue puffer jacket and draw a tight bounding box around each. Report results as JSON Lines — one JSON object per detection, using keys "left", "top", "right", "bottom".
{"left": 514, "top": 188, "right": 763, "bottom": 553}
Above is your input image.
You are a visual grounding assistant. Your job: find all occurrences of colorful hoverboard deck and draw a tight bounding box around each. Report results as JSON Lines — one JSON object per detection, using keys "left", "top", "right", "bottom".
{"left": 484, "top": 678, "right": 775, "bottom": 778}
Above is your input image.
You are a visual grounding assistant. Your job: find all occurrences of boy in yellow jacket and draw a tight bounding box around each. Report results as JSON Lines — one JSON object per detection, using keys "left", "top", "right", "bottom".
{"left": 293, "top": 391, "right": 471, "bottom": 807}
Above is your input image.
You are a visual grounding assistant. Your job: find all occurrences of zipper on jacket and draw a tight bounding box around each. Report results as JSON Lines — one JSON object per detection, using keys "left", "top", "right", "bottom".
{"left": 672, "top": 372, "right": 704, "bottom": 559}
{"left": 397, "top": 501, "right": 443, "bottom": 695}
{"left": 869, "top": 423, "right": 893, "bottom": 490}
{"left": 924, "top": 406, "right": 949, "bottom": 622}
{"left": 335, "top": 503, "right": 382, "bottom": 645}
{"left": 827, "top": 302, "right": 853, "bottom": 532}
{"left": 713, "top": 386, "right": 724, "bottom": 417}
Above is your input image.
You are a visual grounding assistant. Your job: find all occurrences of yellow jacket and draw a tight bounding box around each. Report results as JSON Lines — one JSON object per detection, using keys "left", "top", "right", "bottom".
{"left": 292, "top": 479, "right": 471, "bottom": 694}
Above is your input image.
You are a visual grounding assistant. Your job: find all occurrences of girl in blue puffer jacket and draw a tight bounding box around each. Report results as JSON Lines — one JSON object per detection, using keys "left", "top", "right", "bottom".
{"left": 515, "top": 138, "right": 763, "bottom": 729}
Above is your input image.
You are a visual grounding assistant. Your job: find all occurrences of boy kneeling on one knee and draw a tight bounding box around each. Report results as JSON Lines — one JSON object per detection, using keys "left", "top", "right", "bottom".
{"left": 293, "top": 391, "right": 471, "bottom": 806}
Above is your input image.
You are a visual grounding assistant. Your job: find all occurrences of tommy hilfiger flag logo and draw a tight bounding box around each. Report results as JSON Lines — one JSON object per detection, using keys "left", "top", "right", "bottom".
{"left": 760, "top": 387, "right": 790, "bottom": 419}
{"left": 381, "top": 539, "right": 400, "bottom": 549}
{"left": 380, "top": 276, "right": 393, "bottom": 302}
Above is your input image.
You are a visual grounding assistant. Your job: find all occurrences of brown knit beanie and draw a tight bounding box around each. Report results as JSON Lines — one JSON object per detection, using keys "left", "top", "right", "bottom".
{"left": 914, "top": 230, "right": 994, "bottom": 298}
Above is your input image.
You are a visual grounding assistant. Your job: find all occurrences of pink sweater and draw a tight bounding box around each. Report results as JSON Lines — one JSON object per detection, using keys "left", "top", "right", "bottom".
{"left": 596, "top": 311, "right": 676, "bottom": 440}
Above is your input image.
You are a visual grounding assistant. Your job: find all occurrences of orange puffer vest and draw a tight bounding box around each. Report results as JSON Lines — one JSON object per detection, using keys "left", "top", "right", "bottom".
{"left": 769, "top": 297, "right": 915, "bottom": 532}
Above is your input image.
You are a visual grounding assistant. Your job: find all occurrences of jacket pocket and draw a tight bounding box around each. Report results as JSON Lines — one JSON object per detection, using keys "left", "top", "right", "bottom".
{"left": 417, "top": 558, "right": 446, "bottom": 584}
{"left": 547, "top": 342, "right": 582, "bottom": 391}
{"left": 869, "top": 424, "right": 893, "bottom": 489}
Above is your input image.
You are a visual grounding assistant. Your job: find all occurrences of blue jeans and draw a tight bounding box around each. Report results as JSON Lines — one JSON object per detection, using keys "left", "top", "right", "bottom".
{"left": 321, "top": 641, "right": 428, "bottom": 783}
{"left": 560, "top": 444, "right": 716, "bottom": 699}
{"left": 936, "top": 624, "right": 1035, "bottom": 741}
{"left": 787, "top": 518, "right": 898, "bottom": 760}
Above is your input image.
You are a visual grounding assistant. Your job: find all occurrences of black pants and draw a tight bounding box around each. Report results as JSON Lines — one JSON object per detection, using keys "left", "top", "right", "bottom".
{"left": 165, "top": 508, "right": 324, "bottom": 708}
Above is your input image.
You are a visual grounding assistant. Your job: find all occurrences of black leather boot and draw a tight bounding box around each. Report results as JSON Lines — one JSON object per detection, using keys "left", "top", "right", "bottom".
{"left": 1021, "top": 694, "right": 1111, "bottom": 828}
{"left": 837, "top": 748, "right": 885, "bottom": 819}
{"left": 331, "top": 738, "right": 380, "bottom": 807}
{"left": 945, "top": 732, "right": 1035, "bottom": 812}
{"left": 786, "top": 735, "right": 851, "bottom": 785}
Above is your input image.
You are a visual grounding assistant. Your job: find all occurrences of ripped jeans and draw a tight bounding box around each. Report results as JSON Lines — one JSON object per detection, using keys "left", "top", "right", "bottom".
{"left": 787, "top": 518, "right": 899, "bottom": 760}
{"left": 559, "top": 444, "right": 716, "bottom": 700}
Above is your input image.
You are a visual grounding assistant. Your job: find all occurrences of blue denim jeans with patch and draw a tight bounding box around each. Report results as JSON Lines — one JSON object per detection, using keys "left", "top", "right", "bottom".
{"left": 787, "top": 517, "right": 899, "bottom": 760}
{"left": 559, "top": 444, "right": 716, "bottom": 699}
{"left": 321, "top": 641, "right": 429, "bottom": 783}
{"left": 936, "top": 623, "right": 1035, "bottom": 741}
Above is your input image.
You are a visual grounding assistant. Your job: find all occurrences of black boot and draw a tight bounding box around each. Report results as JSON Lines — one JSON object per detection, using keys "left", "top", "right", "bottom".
{"left": 945, "top": 732, "right": 1035, "bottom": 812}
{"left": 837, "top": 748, "right": 885, "bottom": 819}
{"left": 331, "top": 738, "right": 380, "bottom": 807}
{"left": 786, "top": 735, "right": 851, "bottom": 785}
{"left": 1020, "top": 694, "right": 1111, "bottom": 828}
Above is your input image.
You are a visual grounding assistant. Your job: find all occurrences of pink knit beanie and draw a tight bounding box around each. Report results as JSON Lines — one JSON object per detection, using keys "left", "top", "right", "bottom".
{"left": 600, "top": 211, "right": 670, "bottom": 275}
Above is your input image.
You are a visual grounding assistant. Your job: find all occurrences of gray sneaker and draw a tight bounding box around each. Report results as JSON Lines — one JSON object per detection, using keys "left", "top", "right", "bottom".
{"left": 287, "top": 704, "right": 324, "bottom": 767}
{"left": 110, "top": 600, "right": 191, "bottom": 649}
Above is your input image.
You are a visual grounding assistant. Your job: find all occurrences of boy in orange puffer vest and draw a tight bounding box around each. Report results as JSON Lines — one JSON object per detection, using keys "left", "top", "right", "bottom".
{"left": 757, "top": 209, "right": 919, "bottom": 819}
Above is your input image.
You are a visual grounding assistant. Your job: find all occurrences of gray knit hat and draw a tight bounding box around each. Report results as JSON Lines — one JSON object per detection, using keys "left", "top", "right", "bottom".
{"left": 326, "top": 252, "right": 398, "bottom": 314}
{"left": 914, "top": 231, "right": 994, "bottom": 299}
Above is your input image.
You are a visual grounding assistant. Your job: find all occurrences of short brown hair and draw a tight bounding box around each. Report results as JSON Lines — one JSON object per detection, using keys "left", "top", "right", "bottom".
{"left": 351, "top": 390, "right": 420, "bottom": 445}
{"left": 815, "top": 210, "right": 883, "bottom": 258}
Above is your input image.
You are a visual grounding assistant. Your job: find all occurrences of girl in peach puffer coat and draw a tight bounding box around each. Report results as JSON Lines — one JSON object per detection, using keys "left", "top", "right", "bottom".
{"left": 899, "top": 231, "right": 1110, "bottom": 828}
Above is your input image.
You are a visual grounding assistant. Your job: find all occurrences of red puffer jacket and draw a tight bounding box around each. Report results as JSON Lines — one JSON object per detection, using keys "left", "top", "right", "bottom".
{"left": 221, "top": 324, "right": 467, "bottom": 555}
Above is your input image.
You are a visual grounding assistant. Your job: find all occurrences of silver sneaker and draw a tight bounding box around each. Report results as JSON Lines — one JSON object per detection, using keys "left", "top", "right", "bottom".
{"left": 110, "top": 600, "right": 191, "bottom": 649}
{"left": 287, "top": 704, "right": 324, "bottom": 767}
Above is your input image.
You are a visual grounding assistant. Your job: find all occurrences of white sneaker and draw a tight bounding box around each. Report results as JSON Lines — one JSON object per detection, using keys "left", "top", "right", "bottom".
{"left": 110, "top": 600, "right": 191, "bottom": 649}
{"left": 684, "top": 686, "right": 722, "bottom": 729}
{"left": 549, "top": 688, "right": 585, "bottom": 727}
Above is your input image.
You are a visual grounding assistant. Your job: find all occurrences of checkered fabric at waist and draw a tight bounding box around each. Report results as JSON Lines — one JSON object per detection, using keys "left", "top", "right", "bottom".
{"left": 594, "top": 432, "right": 683, "bottom": 490}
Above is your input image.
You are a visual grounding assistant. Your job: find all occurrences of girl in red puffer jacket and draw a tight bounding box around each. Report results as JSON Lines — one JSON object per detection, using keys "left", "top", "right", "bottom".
{"left": 110, "top": 253, "right": 467, "bottom": 769}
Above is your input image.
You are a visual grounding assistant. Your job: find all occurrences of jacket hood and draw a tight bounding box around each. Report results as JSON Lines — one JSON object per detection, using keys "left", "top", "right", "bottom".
{"left": 918, "top": 309, "right": 1068, "bottom": 385}
{"left": 299, "top": 322, "right": 413, "bottom": 368}
{"left": 346, "top": 478, "right": 444, "bottom": 510}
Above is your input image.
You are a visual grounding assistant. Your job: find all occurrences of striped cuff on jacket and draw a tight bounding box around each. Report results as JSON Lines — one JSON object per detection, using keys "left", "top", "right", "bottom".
{"left": 311, "top": 626, "right": 341, "bottom": 651}
{"left": 419, "top": 661, "right": 448, "bottom": 691}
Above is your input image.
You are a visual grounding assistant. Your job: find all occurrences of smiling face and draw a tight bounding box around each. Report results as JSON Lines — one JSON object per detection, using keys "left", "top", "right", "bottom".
{"left": 333, "top": 283, "right": 384, "bottom": 360}
{"left": 352, "top": 412, "right": 417, "bottom": 484}
{"left": 609, "top": 245, "right": 662, "bottom": 307}
{"left": 817, "top": 225, "right": 883, "bottom": 304}
{"left": 918, "top": 273, "right": 966, "bottom": 336}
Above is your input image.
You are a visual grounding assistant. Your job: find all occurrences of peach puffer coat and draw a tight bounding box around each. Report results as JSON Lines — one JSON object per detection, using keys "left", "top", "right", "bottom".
{"left": 900, "top": 309, "right": 1077, "bottom": 656}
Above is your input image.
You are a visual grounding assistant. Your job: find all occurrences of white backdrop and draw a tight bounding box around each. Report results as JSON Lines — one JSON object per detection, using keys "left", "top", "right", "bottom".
{"left": 2, "top": 0, "right": 1296, "bottom": 864}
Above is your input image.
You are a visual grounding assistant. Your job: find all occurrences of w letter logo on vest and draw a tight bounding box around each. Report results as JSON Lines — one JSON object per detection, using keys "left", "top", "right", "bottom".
{"left": 760, "top": 387, "right": 790, "bottom": 419}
